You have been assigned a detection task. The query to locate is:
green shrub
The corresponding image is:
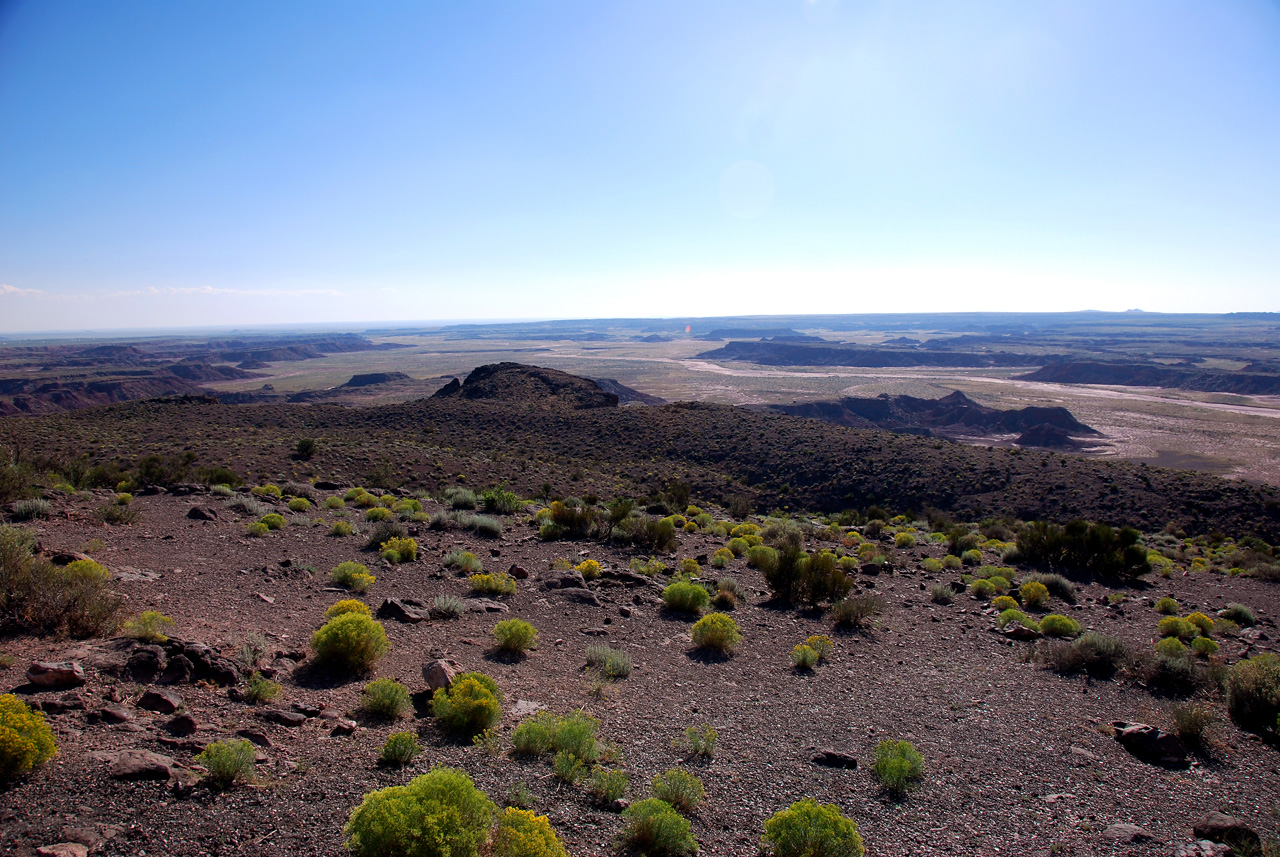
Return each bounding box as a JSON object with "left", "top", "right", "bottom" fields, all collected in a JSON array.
[
  {"left": 762, "top": 798, "right": 865, "bottom": 857},
  {"left": 361, "top": 678, "right": 411, "bottom": 719},
  {"left": 122, "top": 609, "right": 174, "bottom": 642},
  {"left": 260, "top": 513, "right": 286, "bottom": 530},
  {"left": 1155, "top": 596, "right": 1179, "bottom": 615},
  {"left": 252, "top": 484, "right": 283, "bottom": 498},
  {"left": 991, "top": 595, "right": 1019, "bottom": 612},
  {"left": 0, "top": 528, "right": 122, "bottom": 638},
  {"left": 585, "top": 645, "right": 632, "bottom": 679},
  {"left": 481, "top": 486, "right": 524, "bottom": 515},
  {"left": 1225, "top": 653, "right": 1280, "bottom": 730},
  {"left": 324, "top": 496, "right": 346, "bottom": 510},
  {"left": 344, "top": 767, "right": 498, "bottom": 857},
  {"left": 331, "top": 561, "right": 375, "bottom": 594},
  {"left": 831, "top": 593, "right": 885, "bottom": 628},
  {"left": 588, "top": 766, "right": 630, "bottom": 805},
  {"left": 1019, "top": 581, "right": 1050, "bottom": 610},
  {"left": 674, "top": 724, "right": 717, "bottom": 759},
  {"left": 1190, "top": 636, "right": 1219, "bottom": 657},
  {"left": 492, "top": 807, "right": 569, "bottom": 857},
  {"left": 651, "top": 769, "right": 704, "bottom": 813},
  {"left": 747, "top": 544, "right": 779, "bottom": 573},
  {"left": 620, "top": 799, "right": 697, "bottom": 857},
  {"left": 364, "top": 520, "right": 408, "bottom": 551},
  {"left": 0, "top": 693, "right": 57, "bottom": 780},
  {"left": 1155, "top": 637, "right": 1187, "bottom": 657},
  {"left": 12, "top": 498, "right": 52, "bottom": 521},
  {"left": 872, "top": 739, "right": 923, "bottom": 796},
  {"left": 432, "top": 672, "right": 503, "bottom": 735},
  {"left": 1023, "top": 572, "right": 1076, "bottom": 603},
  {"left": 325, "top": 598, "right": 370, "bottom": 619},
  {"left": 691, "top": 612, "right": 740, "bottom": 653},
  {"left": 380, "top": 731, "right": 421, "bottom": 766},
  {"left": 511, "top": 711, "right": 557, "bottom": 756},
  {"left": 511, "top": 710, "right": 600, "bottom": 762},
  {"left": 1219, "top": 603, "right": 1256, "bottom": 626},
  {"left": 466, "top": 573, "right": 515, "bottom": 599},
  {"left": 1186, "top": 612, "right": 1214, "bottom": 636},
  {"left": 330, "top": 520, "right": 355, "bottom": 537},
  {"left": 929, "top": 584, "right": 954, "bottom": 605},
  {"left": 1014, "top": 519, "right": 1150, "bottom": 578},
  {"left": 494, "top": 619, "right": 538, "bottom": 654},
  {"left": 960, "top": 549, "right": 982, "bottom": 566},
  {"left": 309, "top": 613, "right": 389, "bottom": 674},
  {"left": 663, "top": 581, "right": 709, "bottom": 614},
  {"left": 195, "top": 738, "right": 256, "bottom": 788},
  {"left": 1158, "top": 616, "right": 1197, "bottom": 641},
  {"left": 792, "top": 644, "right": 819, "bottom": 670},
  {"left": 365, "top": 507, "right": 393, "bottom": 522},
  {"left": 288, "top": 497, "right": 312, "bottom": 513},
  {"left": 445, "top": 550, "right": 484, "bottom": 574},
  {"left": 379, "top": 536, "right": 418, "bottom": 564},
  {"left": 997, "top": 609, "right": 1039, "bottom": 632},
  {"left": 444, "top": 487, "right": 478, "bottom": 510},
  {"left": 941, "top": 554, "right": 962, "bottom": 570},
  {"left": 245, "top": 671, "right": 281, "bottom": 704},
  {"left": 246, "top": 521, "right": 270, "bottom": 537},
  {"left": 1171, "top": 702, "right": 1215, "bottom": 752},
  {"left": 968, "top": 579, "right": 996, "bottom": 599},
  {"left": 1038, "top": 614, "right": 1081, "bottom": 638},
  {"left": 552, "top": 749, "right": 586, "bottom": 783},
  {"left": 432, "top": 594, "right": 465, "bottom": 619}
]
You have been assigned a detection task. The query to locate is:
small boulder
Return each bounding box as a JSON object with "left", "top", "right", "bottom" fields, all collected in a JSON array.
[
  {"left": 1111, "top": 721, "right": 1188, "bottom": 768},
  {"left": 186, "top": 505, "right": 219, "bottom": 521},
  {"left": 508, "top": 564, "right": 529, "bottom": 579},
  {"left": 260, "top": 709, "right": 308, "bottom": 727},
  {"left": 137, "top": 688, "right": 183, "bottom": 714},
  {"left": 1174, "top": 842, "right": 1231, "bottom": 857},
  {"left": 1103, "top": 823, "right": 1155, "bottom": 844},
  {"left": 38, "top": 693, "right": 87, "bottom": 715},
  {"left": 165, "top": 713, "right": 199, "bottom": 736},
  {"left": 1001, "top": 624, "right": 1041, "bottom": 641},
  {"left": 109, "top": 749, "right": 175, "bottom": 781},
  {"left": 377, "top": 597, "right": 431, "bottom": 623},
  {"left": 810, "top": 749, "right": 859, "bottom": 769},
  {"left": 36, "top": 844, "right": 89, "bottom": 857},
  {"left": 98, "top": 705, "right": 134, "bottom": 724},
  {"left": 545, "top": 571, "right": 586, "bottom": 590},
  {"left": 158, "top": 654, "right": 194, "bottom": 685},
  {"left": 27, "top": 661, "right": 85, "bottom": 688},
  {"left": 422, "top": 659, "right": 457, "bottom": 693},
  {"left": 465, "top": 598, "right": 509, "bottom": 613},
  {"left": 1193, "top": 812, "right": 1261, "bottom": 852},
  {"left": 124, "top": 645, "right": 167, "bottom": 684},
  {"left": 331, "top": 718, "right": 358, "bottom": 736},
  {"left": 559, "top": 589, "right": 602, "bottom": 607},
  {"left": 236, "top": 729, "right": 273, "bottom": 748}
]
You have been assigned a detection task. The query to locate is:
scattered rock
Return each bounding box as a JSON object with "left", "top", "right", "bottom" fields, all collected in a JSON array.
[
  {"left": 559, "top": 589, "right": 602, "bottom": 606},
  {"left": 1069, "top": 745, "right": 1097, "bottom": 764},
  {"left": 1001, "top": 624, "right": 1041, "bottom": 641},
  {"left": 158, "top": 654, "right": 194, "bottom": 685},
  {"left": 619, "top": 606, "right": 633, "bottom": 618},
  {"left": 256, "top": 592, "right": 275, "bottom": 604},
  {"left": 610, "top": 798, "right": 630, "bottom": 812},
  {"left": 465, "top": 598, "right": 509, "bottom": 613},
  {"left": 109, "top": 749, "right": 175, "bottom": 781},
  {"left": 545, "top": 571, "right": 586, "bottom": 590},
  {"left": 509, "top": 563, "right": 528, "bottom": 579},
  {"left": 423, "top": 659, "right": 458, "bottom": 692},
  {"left": 186, "top": 505, "right": 219, "bottom": 521},
  {"left": 260, "top": 709, "right": 308, "bottom": 727},
  {"left": 810, "top": 749, "right": 859, "bottom": 769},
  {"left": 1174, "top": 841, "right": 1231, "bottom": 857},
  {"left": 98, "top": 705, "right": 134, "bottom": 724},
  {"left": 124, "top": 645, "right": 167, "bottom": 684},
  {"left": 1192, "top": 812, "right": 1260, "bottom": 851},
  {"left": 378, "top": 597, "right": 432, "bottom": 623},
  {"left": 165, "top": 713, "right": 199, "bottom": 735},
  {"left": 137, "top": 688, "right": 183, "bottom": 714},
  {"left": 236, "top": 729, "right": 273, "bottom": 747},
  {"left": 1111, "top": 721, "right": 1188, "bottom": 768},
  {"left": 1103, "top": 823, "right": 1155, "bottom": 843},
  {"left": 511, "top": 699, "right": 544, "bottom": 719},
  {"left": 331, "top": 718, "right": 358, "bottom": 736},
  {"left": 36, "top": 844, "right": 89, "bottom": 857},
  {"left": 27, "top": 661, "right": 85, "bottom": 688},
  {"left": 580, "top": 627, "right": 608, "bottom": 636},
  {"left": 37, "top": 693, "right": 87, "bottom": 715},
  {"left": 314, "top": 480, "right": 342, "bottom": 491}
]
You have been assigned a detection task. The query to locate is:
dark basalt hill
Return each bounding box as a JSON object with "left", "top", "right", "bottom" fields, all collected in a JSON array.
[
  {"left": 771, "top": 391, "right": 1100, "bottom": 446},
  {"left": 698, "top": 340, "right": 1041, "bottom": 368},
  {"left": 591, "top": 378, "right": 666, "bottom": 406},
  {"left": 341, "top": 372, "right": 412, "bottom": 388},
  {"left": 431, "top": 362, "right": 620, "bottom": 409},
  {"left": 1020, "top": 362, "right": 1280, "bottom": 395},
  {"left": 6, "top": 363, "right": 1278, "bottom": 540}
]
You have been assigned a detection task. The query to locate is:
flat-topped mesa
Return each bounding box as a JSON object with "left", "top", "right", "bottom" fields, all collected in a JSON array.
[
  {"left": 431, "top": 362, "right": 620, "bottom": 409},
  {"left": 341, "top": 372, "right": 412, "bottom": 388}
]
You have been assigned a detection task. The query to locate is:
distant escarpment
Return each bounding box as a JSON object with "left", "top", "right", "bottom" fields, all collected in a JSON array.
[
  {"left": 0, "top": 364, "right": 259, "bottom": 416},
  {"left": 432, "top": 362, "right": 621, "bottom": 409},
  {"left": 770, "top": 391, "right": 1100, "bottom": 449},
  {"left": 698, "top": 340, "right": 1041, "bottom": 368},
  {"left": 1019, "top": 362, "right": 1280, "bottom": 395}
]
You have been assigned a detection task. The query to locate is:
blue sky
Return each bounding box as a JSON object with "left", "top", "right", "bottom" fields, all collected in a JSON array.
[{"left": 1, "top": 1, "right": 1278, "bottom": 332}]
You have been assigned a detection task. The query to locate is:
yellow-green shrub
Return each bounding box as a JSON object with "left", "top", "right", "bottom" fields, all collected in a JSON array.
[
  {"left": 325, "top": 599, "right": 370, "bottom": 620},
  {"left": 331, "top": 561, "right": 375, "bottom": 593},
  {"left": 344, "top": 767, "right": 498, "bottom": 857},
  {"left": 762, "top": 798, "right": 864, "bottom": 857},
  {"left": 575, "top": 559, "right": 601, "bottom": 581},
  {"left": 432, "top": 672, "right": 502, "bottom": 735},
  {"left": 0, "top": 693, "right": 57, "bottom": 780},
  {"left": 380, "top": 536, "right": 418, "bottom": 563},
  {"left": 492, "top": 807, "right": 570, "bottom": 857},
  {"left": 309, "top": 613, "right": 389, "bottom": 674},
  {"left": 691, "top": 612, "right": 740, "bottom": 653}
]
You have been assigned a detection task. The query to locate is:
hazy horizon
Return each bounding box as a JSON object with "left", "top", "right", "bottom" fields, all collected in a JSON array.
[{"left": 3, "top": 1, "right": 1279, "bottom": 332}]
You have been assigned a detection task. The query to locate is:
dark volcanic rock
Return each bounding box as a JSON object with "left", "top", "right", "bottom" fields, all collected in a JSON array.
[
  {"left": 137, "top": 688, "right": 182, "bottom": 714},
  {"left": 342, "top": 372, "right": 411, "bottom": 388},
  {"left": 27, "top": 661, "right": 85, "bottom": 688},
  {"left": 377, "top": 597, "right": 432, "bottom": 623},
  {"left": 1192, "top": 812, "right": 1260, "bottom": 851},
  {"left": 1111, "top": 721, "right": 1188, "bottom": 768},
  {"left": 109, "top": 749, "right": 174, "bottom": 780},
  {"left": 431, "top": 363, "right": 619, "bottom": 409}
]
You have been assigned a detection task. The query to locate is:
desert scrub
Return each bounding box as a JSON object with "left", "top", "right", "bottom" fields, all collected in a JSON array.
[
  {"left": 344, "top": 767, "right": 497, "bottom": 857},
  {"left": 805, "top": 634, "right": 833, "bottom": 661},
  {"left": 0, "top": 530, "right": 122, "bottom": 638},
  {"left": 329, "top": 520, "right": 355, "bottom": 537},
  {"left": 1155, "top": 596, "right": 1180, "bottom": 615},
  {"left": 432, "top": 672, "right": 503, "bottom": 736},
  {"left": 379, "top": 536, "right": 418, "bottom": 563},
  {"left": 1155, "top": 637, "right": 1187, "bottom": 657},
  {"left": 227, "top": 495, "right": 270, "bottom": 517},
  {"left": 1225, "top": 653, "right": 1280, "bottom": 730},
  {"left": 1038, "top": 614, "right": 1081, "bottom": 638},
  {"left": 1186, "top": 611, "right": 1215, "bottom": 636},
  {"left": 762, "top": 798, "right": 865, "bottom": 857},
  {"left": 1158, "top": 616, "right": 1198, "bottom": 641},
  {"left": 575, "top": 559, "right": 601, "bottom": 581},
  {"left": 585, "top": 644, "right": 633, "bottom": 679},
  {"left": 12, "top": 498, "right": 52, "bottom": 521},
  {"left": 997, "top": 609, "right": 1040, "bottom": 633},
  {"left": 444, "top": 486, "right": 478, "bottom": 510},
  {"left": 380, "top": 731, "right": 421, "bottom": 766},
  {"left": 252, "top": 484, "right": 283, "bottom": 498},
  {"left": 589, "top": 765, "right": 630, "bottom": 804},
  {"left": 1171, "top": 702, "right": 1215, "bottom": 752},
  {"left": 830, "top": 593, "right": 885, "bottom": 629},
  {"left": 1023, "top": 572, "right": 1077, "bottom": 604},
  {"left": 122, "top": 609, "right": 174, "bottom": 642},
  {"left": 492, "top": 807, "right": 570, "bottom": 857},
  {"left": 445, "top": 550, "right": 485, "bottom": 574},
  {"left": 245, "top": 521, "right": 270, "bottom": 538},
  {"left": 691, "top": 612, "right": 740, "bottom": 653},
  {"left": 894, "top": 531, "right": 916, "bottom": 548},
  {"left": 662, "top": 581, "right": 709, "bottom": 614},
  {"left": 872, "top": 739, "right": 924, "bottom": 796},
  {"left": 929, "top": 583, "right": 954, "bottom": 605},
  {"left": 991, "top": 595, "right": 1019, "bottom": 612},
  {"left": 245, "top": 671, "right": 282, "bottom": 704},
  {"left": 493, "top": 619, "right": 538, "bottom": 654},
  {"left": 364, "top": 520, "right": 408, "bottom": 551},
  {"left": 324, "top": 496, "right": 345, "bottom": 510},
  {"left": 652, "top": 768, "right": 704, "bottom": 813},
  {"left": 365, "top": 506, "right": 393, "bottom": 523},
  {"left": 968, "top": 578, "right": 996, "bottom": 600},
  {"left": 1043, "top": 631, "right": 1128, "bottom": 678},
  {"left": 432, "top": 594, "right": 465, "bottom": 619},
  {"left": 621, "top": 799, "right": 697, "bottom": 857},
  {"left": 361, "top": 678, "right": 411, "bottom": 719},
  {"left": 1019, "top": 581, "right": 1050, "bottom": 610},
  {"left": 1191, "top": 636, "right": 1219, "bottom": 657},
  {"left": 470, "top": 572, "right": 517, "bottom": 597},
  {"left": 260, "top": 513, "right": 286, "bottom": 531},
  {"left": 196, "top": 738, "right": 256, "bottom": 788},
  {"left": 481, "top": 486, "right": 524, "bottom": 515},
  {"left": 287, "top": 497, "right": 312, "bottom": 512},
  {"left": 510, "top": 710, "right": 601, "bottom": 762},
  {"left": 792, "top": 644, "right": 820, "bottom": 670},
  {"left": 325, "top": 598, "right": 370, "bottom": 619},
  {"left": 0, "top": 693, "right": 57, "bottom": 781},
  {"left": 309, "top": 613, "right": 389, "bottom": 674},
  {"left": 1219, "top": 603, "right": 1256, "bottom": 626},
  {"left": 331, "top": 561, "right": 375, "bottom": 594},
  {"left": 552, "top": 748, "right": 587, "bottom": 783}
]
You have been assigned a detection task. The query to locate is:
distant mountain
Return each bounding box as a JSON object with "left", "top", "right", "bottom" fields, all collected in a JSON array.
[
  {"left": 699, "top": 340, "right": 1039, "bottom": 368},
  {"left": 1020, "top": 362, "right": 1280, "bottom": 395}
]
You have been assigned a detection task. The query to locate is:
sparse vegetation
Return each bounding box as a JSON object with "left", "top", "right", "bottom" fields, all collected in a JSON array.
[
  {"left": 309, "top": 612, "right": 389, "bottom": 674},
  {"left": 652, "top": 768, "right": 704, "bottom": 813},
  {"left": 1225, "top": 653, "right": 1280, "bottom": 731},
  {"left": 471, "top": 572, "right": 517, "bottom": 597},
  {"left": 195, "top": 738, "right": 257, "bottom": 788},
  {"left": 663, "top": 580, "right": 709, "bottom": 614},
  {"left": 245, "top": 671, "right": 282, "bottom": 704},
  {"left": 432, "top": 672, "right": 503, "bottom": 735},
  {"left": 344, "top": 767, "right": 497, "bottom": 857},
  {"left": 872, "top": 739, "right": 924, "bottom": 796},
  {"left": 331, "top": 561, "right": 375, "bottom": 593},
  {"left": 691, "top": 612, "right": 740, "bottom": 653},
  {"left": 379, "top": 731, "right": 421, "bottom": 766},
  {"left": 620, "top": 799, "right": 697, "bottom": 857},
  {"left": 121, "top": 609, "right": 174, "bottom": 642},
  {"left": 493, "top": 618, "right": 538, "bottom": 654},
  {"left": 0, "top": 693, "right": 57, "bottom": 781},
  {"left": 674, "top": 724, "right": 717, "bottom": 759},
  {"left": 762, "top": 798, "right": 865, "bottom": 857},
  {"left": 830, "top": 593, "right": 885, "bottom": 629},
  {"left": 361, "top": 678, "right": 411, "bottom": 719}
]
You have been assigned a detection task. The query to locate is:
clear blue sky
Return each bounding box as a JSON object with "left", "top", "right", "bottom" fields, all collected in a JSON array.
[{"left": 1, "top": 1, "right": 1278, "bottom": 332}]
